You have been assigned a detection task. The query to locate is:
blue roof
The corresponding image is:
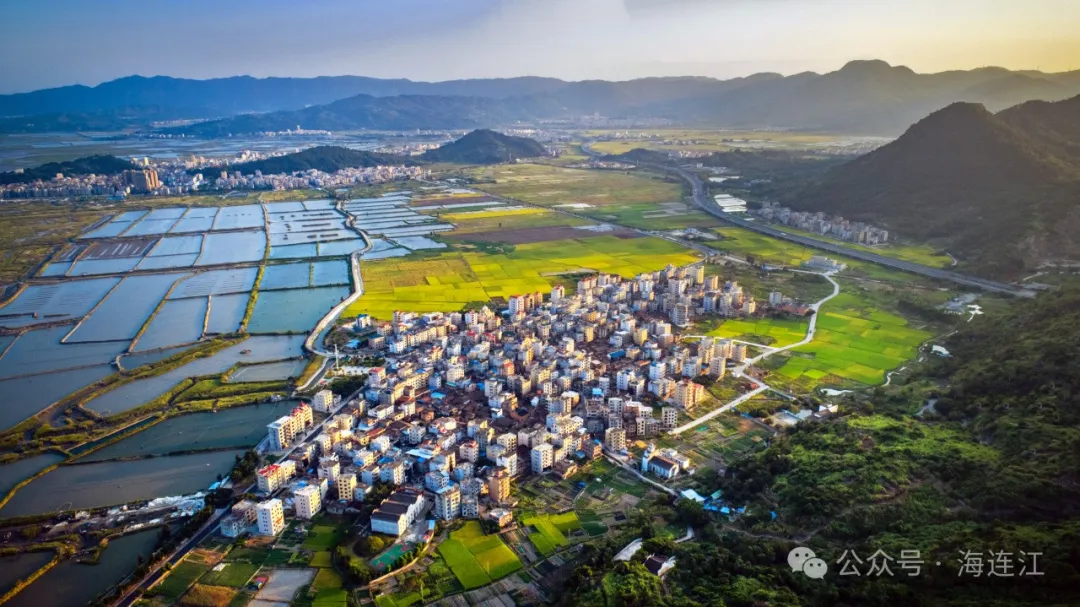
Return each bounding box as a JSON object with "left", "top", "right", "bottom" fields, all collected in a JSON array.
[
  {"left": 432, "top": 392, "right": 446, "bottom": 399},
  {"left": 720, "top": 506, "right": 731, "bottom": 514},
  {"left": 592, "top": 388, "right": 604, "bottom": 396}
]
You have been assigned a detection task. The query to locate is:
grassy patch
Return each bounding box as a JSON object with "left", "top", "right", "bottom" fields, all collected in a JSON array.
[
  {"left": 464, "top": 163, "right": 683, "bottom": 208},
  {"left": 302, "top": 525, "right": 342, "bottom": 550},
  {"left": 154, "top": 560, "right": 212, "bottom": 599},
  {"left": 309, "top": 551, "right": 333, "bottom": 568}
]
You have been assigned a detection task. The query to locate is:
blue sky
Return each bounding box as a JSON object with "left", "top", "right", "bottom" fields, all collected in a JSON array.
[{"left": 1, "top": 0, "right": 1077, "bottom": 93}]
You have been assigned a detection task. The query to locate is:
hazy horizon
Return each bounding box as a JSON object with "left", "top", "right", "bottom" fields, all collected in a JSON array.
[{"left": 2, "top": 0, "right": 1078, "bottom": 94}]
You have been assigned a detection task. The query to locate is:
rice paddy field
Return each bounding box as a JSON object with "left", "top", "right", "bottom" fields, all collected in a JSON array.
[
  {"left": 436, "top": 521, "right": 522, "bottom": 590},
  {"left": 521, "top": 512, "right": 578, "bottom": 556},
  {"left": 773, "top": 286, "right": 932, "bottom": 386},
  {"left": 346, "top": 235, "right": 701, "bottom": 319},
  {"left": 463, "top": 163, "right": 683, "bottom": 208},
  {"left": 705, "top": 317, "right": 809, "bottom": 347}
]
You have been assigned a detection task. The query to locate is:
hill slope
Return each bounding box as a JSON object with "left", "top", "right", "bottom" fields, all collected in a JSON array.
[
  {"left": 782, "top": 95, "right": 1080, "bottom": 276},
  {"left": 421, "top": 130, "right": 546, "bottom": 164},
  {"left": 210, "top": 146, "right": 413, "bottom": 176},
  {"left": 0, "top": 155, "right": 136, "bottom": 185}
]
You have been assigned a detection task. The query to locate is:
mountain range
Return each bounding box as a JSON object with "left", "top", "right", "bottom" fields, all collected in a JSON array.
[
  {"left": 780, "top": 94, "right": 1080, "bottom": 276},
  {"left": 0, "top": 155, "right": 135, "bottom": 185},
  {"left": 3, "top": 61, "right": 1080, "bottom": 135}
]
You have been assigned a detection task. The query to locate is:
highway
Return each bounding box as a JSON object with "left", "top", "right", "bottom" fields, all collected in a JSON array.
[{"left": 581, "top": 144, "right": 1034, "bottom": 297}]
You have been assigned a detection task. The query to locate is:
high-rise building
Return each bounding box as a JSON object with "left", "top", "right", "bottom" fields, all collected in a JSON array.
[
  {"left": 661, "top": 407, "right": 678, "bottom": 430},
  {"left": 256, "top": 499, "right": 285, "bottom": 536},
  {"left": 295, "top": 485, "right": 322, "bottom": 520},
  {"left": 122, "top": 168, "right": 161, "bottom": 193},
  {"left": 709, "top": 356, "right": 727, "bottom": 379}
]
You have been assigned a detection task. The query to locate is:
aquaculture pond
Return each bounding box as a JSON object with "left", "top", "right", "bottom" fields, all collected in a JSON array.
[
  {"left": 0, "top": 449, "right": 245, "bottom": 517},
  {"left": 0, "top": 277, "right": 120, "bottom": 328},
  {"left": 0, "top": 452, "right": 66, "bottom": 496},
  {"left": 79, "top": 401, "right": 301, "bottom": 462},
  {"left": 196, "top": 231, "right": 266, "bottom": 265},
  {"left": 204, "top": 293, "right": 249, "bottom": 334},
  {"left": 133, "top": 298, "right": 207, "bottom": 352},
  {"left": 0, "top": 326, "right": 127, "bottom": 378},
  {"left": 82, "top": 335, "right": 305, "bottom": 415},
  {"left": 68, "top": 273, "right": 183, "bottom": 343},
  {"left": 0, "top": 365, "right": 115, "bottom": 431},
  {"left": 246, "top": 286, "right": 348, "bottom": 333},
  {"left": 228, "top": 359, "right": 307, "bottom": 382},
  {"left": 0, "top": 552, "right": 54, "bottom": 597},
  {"left": 6, "top": 527, "right": 161, "bottom": 607},
  {"left": 171, "top": 267, "right": 257, "bottom": 298}
]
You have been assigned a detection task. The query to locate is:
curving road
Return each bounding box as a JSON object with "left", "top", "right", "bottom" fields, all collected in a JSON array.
[
  {"left": 580, "top": 144, "right": 1034, "bottom": 298},
  {"left": 668, "top": 271, "right": 841, "bottom": 435}
]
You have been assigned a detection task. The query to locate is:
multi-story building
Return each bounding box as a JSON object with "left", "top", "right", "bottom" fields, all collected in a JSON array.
[
  {"left": 530, "top": 443, "right": 553, "bottom": 474},
  {"left": 434, "top": 485, "right": 461, "bottom": 520},
  {"left": 256, "top": 499, "right": 285, "bottom": 536},
  {"left": 488, "top": 467, "right": 511, "bottom": 503},
  {"left": 673, "top": 380, "right": 704, "bottom": 410},
  {"left": 295, "top": 485, "right": 322, "bottom": 520},
  {"left": 604, "top": 427, "right": 627, "bottom": 452},
  {"left": 661, "top": 407, "right": 678, "bottom": 430},
  {"left": 337, "top": 473, "right": 357, "bottom": 501},
  {"left": 371, "top": 488, "right": 426, "bottom": 537},
  {"left": 460, "top": 495, "right": 480, "bottom": 519},
  {"left": 313, "top": 389, "right": 337, "bottom": 413}
]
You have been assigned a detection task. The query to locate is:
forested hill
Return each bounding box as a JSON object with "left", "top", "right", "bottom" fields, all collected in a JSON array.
[
  {"left": 421, "top": 129, "right": 547, "bottom": 164},
  {"left": 206, "top": 146, "right": 414, "bottom": 176},
  {"left": 0, "top": 155, "right": 135, "bottom": 185},
  {"left": 563, "top": 285, "right": 1080, "bottom": 607},
  {"left": 779, "top": 94, "right": 1080, "bottom": 278}
]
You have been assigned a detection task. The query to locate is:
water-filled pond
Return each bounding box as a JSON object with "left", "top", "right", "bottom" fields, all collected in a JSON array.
[
  {"left": 247, "top": 286, "right": 348, "bottom": 333},
  {"left": 80, "top": 401, "right": 300, "bottom": 462},
  {"left": 5, "top": 527, "right": 161, "bottom": 607},
  {"left": 82, "top": 335, "right": 304, "bottom": 415},
  {"left": 133, "top": 298, "right": 208, "bottom": 352},
  {"left": 68, "top": 273, "right": 183, "bottom": 343},
  {"left": 0, "top": 449, "right": 244, "bottom": 517}
]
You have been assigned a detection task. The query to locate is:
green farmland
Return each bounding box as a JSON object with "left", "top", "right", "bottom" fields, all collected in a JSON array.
[
  {"left": 464, "top": 163, "right": 683, "bottom": 208},
  {"left": 436, "top": 521, "right": 522, "bottom": 590},
  {"left": 521, "top": 512, "right": 577, "bottom": 555},
  {"left": 705, "top": 317, "right": 809, "bottom": 346},
  {"left": 774, "top": 287, "right": 932, "bottom": 386},
  {"left": 347, "top": 235, "right": 700, "bottom": 320}
]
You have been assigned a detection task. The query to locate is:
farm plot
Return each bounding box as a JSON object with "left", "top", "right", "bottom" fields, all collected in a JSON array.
[
  {"left": 705, "top": 317, "right": 808, "bottom": 347},
  {"left": 149, "top": 235, "right": 204, "bottom": 257},
  {"left": 346, "top": 235, "right": 699, "bottom": 320},
  {"left": 316, "top": 238, "right": 366, "bottom": 257},
  {"left": 463, "top": 163, "right": 682, "bottom": 208},
  {"left": 777, "top": 289, "right": 931, "bottom": 386},
  {"left": 437, "top": 522, "right": 522, "bottom": 590},
  {"left": 520, "top": 514, "right": 573, "bottom": 556},
  {"left": 67, "top": 273, "right": 182, "bottom": 342},
  {"left": 199, "top": 562, "right": 260, "bottom": 588}
]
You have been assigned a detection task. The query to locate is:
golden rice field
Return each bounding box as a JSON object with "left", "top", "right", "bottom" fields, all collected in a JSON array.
[{"left": 347, "top": 235, "right": 701, "bottom": 319}]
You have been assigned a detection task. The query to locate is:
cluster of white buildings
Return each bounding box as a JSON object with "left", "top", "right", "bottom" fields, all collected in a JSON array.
[{"left": 754, "top": 202, "right": 890, "bottom": 245}]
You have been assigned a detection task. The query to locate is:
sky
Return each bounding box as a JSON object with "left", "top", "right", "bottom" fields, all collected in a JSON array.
[{"left": 1, "top": 0, "right": 1078, "bottom": 93}]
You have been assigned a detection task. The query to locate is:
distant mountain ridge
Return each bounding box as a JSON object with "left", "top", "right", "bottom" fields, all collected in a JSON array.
[
  {"left": 0, "top": 155, "right": 135, "bottom": 185},
  {"left": 4, "top": 61, "right": 1080, "bottom": 135},
  {"left": 422, "top": 130, "right": 546, "bottom": 164},
  {"left": 214, "top": 146, "right": 414, "bottom": 176},
  {"left": 781, "top": 94, "right": 1080, "bottom": 276}
]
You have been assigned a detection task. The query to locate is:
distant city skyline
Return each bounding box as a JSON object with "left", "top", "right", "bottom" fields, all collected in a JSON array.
[{"left": 1, "top": 0, "right": 1077, "bottom": 94}]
